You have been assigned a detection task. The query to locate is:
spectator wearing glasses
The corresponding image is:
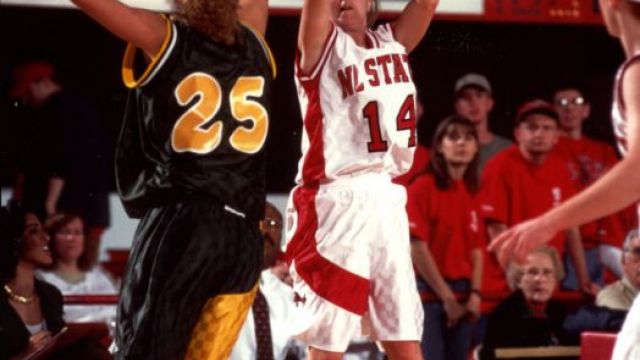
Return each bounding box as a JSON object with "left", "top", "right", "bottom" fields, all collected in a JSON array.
[
  {"left": 480, "top": 100, "right": 594, "bottom": 302},
  {"left": 230, "top": 201, "right": 307, "bottom": 360},
  {"left": 553, "top": 85, "right": 621, "bottom": 290},
  {"left": 479, "top": 246, "right": 575, "bottom": 360},
  {"left": 597, "top": 230, "right": 640, "bottom": 310}
]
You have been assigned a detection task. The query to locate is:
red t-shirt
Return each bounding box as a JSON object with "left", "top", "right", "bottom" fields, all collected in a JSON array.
[
  {"left": 407, "top": 173, "right": 481, "bottom": 281},
  {"left": 394, "top": 145, "right": 430, "bottom": 187},
  {"left": 479, "top": 146, "right": 577, "bottom": 295},
  {"left": 600, "top": 204, "right": 639, "bottom": 247},
  {"left": 554, "top": 136, "right": 619, "bottom": 248}
]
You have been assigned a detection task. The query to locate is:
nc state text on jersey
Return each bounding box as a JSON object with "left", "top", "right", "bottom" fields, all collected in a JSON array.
[{"left": 337, "top": 53, "right": 412, "bottom": 99}]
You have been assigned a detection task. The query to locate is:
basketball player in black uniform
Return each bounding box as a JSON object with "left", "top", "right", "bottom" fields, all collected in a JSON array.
[{"left": 69, "top": 0, "right": 274, "bottom": 359}]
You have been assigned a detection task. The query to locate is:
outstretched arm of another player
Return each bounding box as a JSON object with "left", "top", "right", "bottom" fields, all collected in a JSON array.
[
  {"left": 71, "top": 0, "right": 167, "bottom": 58},
  {"left": 238, "top": 0, "right": 269, "bottom": 37},
  {"left": 490, "top": 62, "right": 640, "bottom": 268},
  {"left": 391, "top": 0, "right": 439, "bottom": 53},
  {"left": 297, "top": 0, "right": 335, "bottom": 75}
]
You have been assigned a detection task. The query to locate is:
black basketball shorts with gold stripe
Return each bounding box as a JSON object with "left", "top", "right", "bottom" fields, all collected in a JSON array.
[{"left": 114, "top": 196, "right": 262, "bottom": 360}]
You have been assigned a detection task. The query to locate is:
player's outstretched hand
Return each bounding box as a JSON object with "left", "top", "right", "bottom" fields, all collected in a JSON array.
[{"left": 489, "top": 216, "right": 559, "bottom": 269}]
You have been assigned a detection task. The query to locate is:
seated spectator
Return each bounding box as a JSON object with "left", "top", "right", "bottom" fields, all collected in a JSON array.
[
  {"left": 0, "top": 204, "right": 110, "bottom": 359},
  {"left": 597, "top": 230, "right": 640, "bottom": 311},
  {"left": 480, "top": 246, "right": 576, "bottom": 360},
  {"left": 38, "top": 213, "right": 117, "bottom": 323},
  {"left": 230, "top": 202, "right": 308, "bottom": 360}
]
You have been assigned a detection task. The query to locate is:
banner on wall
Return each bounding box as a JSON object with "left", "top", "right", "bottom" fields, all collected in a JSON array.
[
  {"left": 2, "top": 0, "right": 602, "bottom": 25},
  {"left": 1, "top": 0, "right": 482, "bottom": 13},
  {"left": 483, "top": 0, "right": 602, "bottom": 25}
]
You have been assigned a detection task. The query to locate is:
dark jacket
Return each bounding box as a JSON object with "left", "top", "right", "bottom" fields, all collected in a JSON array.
[
  {"left": 0, "top": 279, "right": 65, "bottom": 359},
  {"left": 480, "top": 290, "right": 577, "bottom": 360}
]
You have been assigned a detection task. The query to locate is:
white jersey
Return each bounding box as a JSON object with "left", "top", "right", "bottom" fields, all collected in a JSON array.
[
  {"left": 294, "top": 23, "right": 417, "bottom": 185},
  {"left": 611, "top": 54, "right": 640, "bottom": 156},
  {"left": 611, "top": 55, "right": 640, "bottom": 230}
]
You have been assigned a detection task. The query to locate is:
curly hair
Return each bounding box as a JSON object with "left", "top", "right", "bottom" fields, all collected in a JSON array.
[
  {"left": 176, "top": 0, "right": 240, "bottom": 46},
  {"left": 367, "top": 0, "right": 381, "bottom": 27},
  {"left": 0, "top": 205, "right": 27, "bottom": 284}
]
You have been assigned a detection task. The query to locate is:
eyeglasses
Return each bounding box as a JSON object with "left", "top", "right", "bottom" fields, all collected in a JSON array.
[
  {"left": 524, "top": 267, "right": 555, "bottom": 279},
  {"left": 623, "top": 246, "right": 640, "bottom": 261},
  {"left": 555, "top": 96, "right": 585, "bottom": 107},
  {"left": 262, "top": 218, "right": 282, "bottom": 229}
]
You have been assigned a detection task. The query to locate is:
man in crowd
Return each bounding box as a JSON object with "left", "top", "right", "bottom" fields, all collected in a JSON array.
[
  {"left": 454, "top": 73, "right": 511, "bottom": 173},
  {"left": 598, "top": 230, "right": 640, "bottom": 311}
]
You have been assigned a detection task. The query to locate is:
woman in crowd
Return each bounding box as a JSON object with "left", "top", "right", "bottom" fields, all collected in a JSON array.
[
  {"left": 488, "top": 1, "right": 640, "bottom": 358},
  {"left": 480, "top": 246, "right": 574, "bottom": 360},
  {"left": 285, "top": 0, "right": 439, "bottom": 358},
  {"left": 407, "top": 115, "right": 483, "bottom": 360},
  {"left": 0, "top": 205, "right": 110, "bottom": 359},
  {"left": 39, "top": 213, "right": 117, "bottom": 323}
]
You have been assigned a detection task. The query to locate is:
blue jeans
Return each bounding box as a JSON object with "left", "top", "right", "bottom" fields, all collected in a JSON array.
[
  {"left": 562, "top": 247, "right": 603, "bottom": 290},
  {"left": 417, "top": 278, "right": 473, "bottom": 360}
]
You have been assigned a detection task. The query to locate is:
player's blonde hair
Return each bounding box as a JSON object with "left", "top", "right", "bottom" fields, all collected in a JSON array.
[
  {"left": 367, "top": 0, "right": 380, "bottom": 27},
  {"left": 176, "top": 0, "right": 240, "bottom": 46}
]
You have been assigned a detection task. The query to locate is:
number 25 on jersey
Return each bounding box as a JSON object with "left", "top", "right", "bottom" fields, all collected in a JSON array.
[{"left": 171, "top": 72, "right": 268, "bottom": 155}]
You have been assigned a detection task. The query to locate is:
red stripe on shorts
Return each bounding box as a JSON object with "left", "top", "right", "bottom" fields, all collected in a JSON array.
[{"left": 286, "top": 186, "right": 370, "bottom": 315}]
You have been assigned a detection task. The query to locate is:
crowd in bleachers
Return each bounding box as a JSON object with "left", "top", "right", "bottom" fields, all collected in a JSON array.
[{"left": 2, "top": 62, "right": 639, "bottom": 360}]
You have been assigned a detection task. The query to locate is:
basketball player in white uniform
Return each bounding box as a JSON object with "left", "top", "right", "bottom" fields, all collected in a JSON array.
[
  {"left": 488, "top": 1, "right": 640, "bottom": 358},
  {"left": 283, "top": 0, "right": 439, "bottom": 359}
]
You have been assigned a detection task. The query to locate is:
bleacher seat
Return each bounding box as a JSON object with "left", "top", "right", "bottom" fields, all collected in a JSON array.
[{"left": 580, "top": 332, "right": 617, "bottom": 360}]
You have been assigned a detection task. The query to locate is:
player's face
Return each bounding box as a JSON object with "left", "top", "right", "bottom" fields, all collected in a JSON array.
[
  {"left": 554, "top": 89, "right": 590, "bottom": 132},
  {"left": 454, "top": 88, "right": 494, "bottom": 125},
  {"left": 519, "top": 252, "right": 557, "bottom": 303},
  {"left": 515, "top": 114, "right": 559, "bottom": 156},
  {"left": 438, "top": 126, "right": 478, "bottom": 166},
  {"left": 335, "top": 0, "right": 370, "bottom": 33},
  {"left": 20, "top": 213, "right": 53, "bottom": 267},
  {"left": 53, "top": 218, "right": 85, "bottom": 263},
  {"left": 622, "top": 234, "right": 640, "bottom": 289}
]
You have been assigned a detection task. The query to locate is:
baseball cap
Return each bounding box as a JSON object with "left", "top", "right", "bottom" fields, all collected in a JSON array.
[
  {"left": 9, "top": 61, "right": 55, "bottom": 99},
  {"left": 454, "top": 73, "right": 492, "bottom": 96},
  {"left": 515, "top": 99, "right": 560, "bottom": 126}
]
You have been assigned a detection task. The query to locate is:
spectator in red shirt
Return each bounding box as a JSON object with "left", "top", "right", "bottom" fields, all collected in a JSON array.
[
  {"left": 407, "top": 115, "right": 483, "bottom": 360},
  {"left": 480, "top": 100, "right": 594, "bottom": 300},
  {"left": 553, "top": 85, "right": 621, "bottom": 288}
]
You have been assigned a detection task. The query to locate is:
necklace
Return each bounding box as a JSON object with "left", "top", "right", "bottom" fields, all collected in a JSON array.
[{"left": 4, "top": 284, "right": 35, "bottom": 305}]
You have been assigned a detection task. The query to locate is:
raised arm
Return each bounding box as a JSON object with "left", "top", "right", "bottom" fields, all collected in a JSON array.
[
  {"left": 71, "top": 0, "right": 167, "bottom": 58},
  {"left": 391, "top": 0, "right": 439, "bottom": 53},
  {"left": 238, "top": 0, "right": 269, "bottom": 37},
  {"left": 297, "top": 0, "right": 335, "bottom": 75}
]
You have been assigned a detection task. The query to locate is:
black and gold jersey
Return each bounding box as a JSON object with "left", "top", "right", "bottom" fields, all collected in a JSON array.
[{"left": 116, "top": 19, "right": 275, "bottom": 221}]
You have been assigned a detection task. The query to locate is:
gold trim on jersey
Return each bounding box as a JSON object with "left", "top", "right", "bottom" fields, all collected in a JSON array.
[
  {"left": 241, "top": 22, "right": 277, "bottom": 79},
  {"left": 122, "top": 16, "right": 175, "bottom": 89},
  {"left": 184, "top": 284, "right": 258, "bottom": 360}
]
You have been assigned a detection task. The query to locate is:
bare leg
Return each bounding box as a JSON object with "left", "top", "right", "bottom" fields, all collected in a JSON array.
[{"left": 382, "top": 340, "right": 424, "bottom": 360}]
